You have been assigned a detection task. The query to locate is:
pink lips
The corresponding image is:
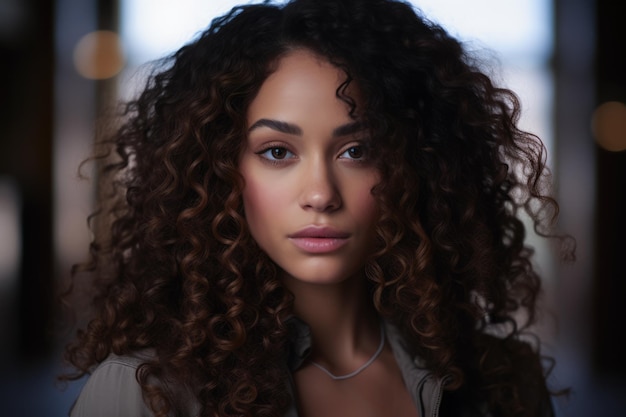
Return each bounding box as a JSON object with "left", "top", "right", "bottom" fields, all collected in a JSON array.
[{"left": 288, "top": 226, "right": 350, "bottom": 253}]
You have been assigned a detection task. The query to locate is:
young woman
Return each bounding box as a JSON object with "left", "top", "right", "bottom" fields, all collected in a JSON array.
[{"left": 62, "top": 0, "right": 573, "bottom": 416}]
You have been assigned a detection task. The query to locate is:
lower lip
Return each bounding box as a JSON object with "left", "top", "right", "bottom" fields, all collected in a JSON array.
[{"left": 289, "top": 237, "right": 349, "bottom": 253}]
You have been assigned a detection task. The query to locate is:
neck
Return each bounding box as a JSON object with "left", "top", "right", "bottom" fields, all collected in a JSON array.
[{"left": 284, "top": 273, "right": 380, "bottom": 373}]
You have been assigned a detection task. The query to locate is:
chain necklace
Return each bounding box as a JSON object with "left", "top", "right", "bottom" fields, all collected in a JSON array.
[{"left": 311, "top": 323, "right": 385, "bottom": 380}]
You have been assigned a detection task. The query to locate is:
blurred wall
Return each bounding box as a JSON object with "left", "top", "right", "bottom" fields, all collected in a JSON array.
[{"left": 550, "top": 0, "right": 626, "bottom": 415}]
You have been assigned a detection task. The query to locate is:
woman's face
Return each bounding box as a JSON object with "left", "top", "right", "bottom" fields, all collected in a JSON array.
[{"left": 239, "top": 49, "right": 380, "bottom": 287}]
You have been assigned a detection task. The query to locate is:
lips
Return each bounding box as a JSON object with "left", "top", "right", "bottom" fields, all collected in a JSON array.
[
  {"left": 288, "top": 226, "right": 350, "bottom": 253},
  {"left": 289, "top": 226, "right": 350, "bottom": 239}
]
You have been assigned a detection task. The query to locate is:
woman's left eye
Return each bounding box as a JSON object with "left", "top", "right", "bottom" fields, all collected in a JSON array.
[
  {"left": 258, "top": 147, "right": 295, "bottom": 161},
  {"left": 339, "top": 145, "right": 366, "bottom": 160}
]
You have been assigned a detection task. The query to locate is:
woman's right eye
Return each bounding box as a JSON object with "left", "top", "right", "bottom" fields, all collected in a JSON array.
[{"left": 257, "top": 147, "right": 295, "bottom": 161}]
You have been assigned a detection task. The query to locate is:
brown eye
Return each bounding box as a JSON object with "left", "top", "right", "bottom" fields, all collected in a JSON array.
[
  {"left": 347, "top": 146, "right": 363, "bottom": 159},
  {"left": 340, "top": 145, "right": 366, "bottom": 160},
  {"left": 271, "top": 148, "right": 287, "bottom": 159},
  {"left": 257, "top": 146, "right": 294, "bottom": 161}
]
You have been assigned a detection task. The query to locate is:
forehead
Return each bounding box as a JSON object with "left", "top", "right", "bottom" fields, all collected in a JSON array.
[
  {"left": 247, "top": 49, "right": 366, "bottom": 123},
  {"left": 259, "top": 50, "right": 342, "bottom": 98},
  {"left": 247, "top": 50, "right": 353, "bottom": 124}
]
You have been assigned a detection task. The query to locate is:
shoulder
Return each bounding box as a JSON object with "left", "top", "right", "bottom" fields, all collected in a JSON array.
[{"left": 69, "top": 352, "right": 155, "bottom": 417}]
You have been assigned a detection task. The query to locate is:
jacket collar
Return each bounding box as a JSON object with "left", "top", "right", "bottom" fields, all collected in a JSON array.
[{"left": 285, "top": 315, "right": 313, "bottom": 372}]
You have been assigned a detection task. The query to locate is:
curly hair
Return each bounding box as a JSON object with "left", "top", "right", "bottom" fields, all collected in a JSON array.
[{"left": 62, "top": 0, "right": 574, "bottom": 416}]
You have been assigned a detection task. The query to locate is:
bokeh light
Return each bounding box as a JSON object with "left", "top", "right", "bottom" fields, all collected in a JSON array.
[
  {"left": 592, "top": 101, "right": 626, "bottom": 152},
  {"left": 73, "top": 30, "right": 125, "bottom": 79}
]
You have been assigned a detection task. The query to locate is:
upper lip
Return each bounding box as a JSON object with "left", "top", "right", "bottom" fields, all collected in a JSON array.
[{"left": 289, "top": 226, "right": 351, "bottom": 239}]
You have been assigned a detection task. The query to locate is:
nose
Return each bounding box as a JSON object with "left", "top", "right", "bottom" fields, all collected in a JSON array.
[{"left": 299, "top": 159, "right": 342, "bottom": 212}]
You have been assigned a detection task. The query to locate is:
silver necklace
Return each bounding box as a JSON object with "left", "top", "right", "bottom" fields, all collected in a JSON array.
[{"left": 311, "top": 323, "right": 385, "bottom": 380}]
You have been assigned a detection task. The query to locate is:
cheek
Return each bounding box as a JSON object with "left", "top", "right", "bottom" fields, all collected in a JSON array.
[
  {"left": 241, "top": 176, "right": 287, "bottom": 233},
  {"left": 242, "top": 179, "right": 267, "bottom": 222},
  {"left": 347, "top": 176, "right": 380, "bottom": 225},
  {"left": 356, "top": 192, "right": 379, "bottom": 227}
]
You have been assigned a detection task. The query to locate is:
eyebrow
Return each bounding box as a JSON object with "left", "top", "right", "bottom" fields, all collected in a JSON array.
[
  {"left": 332, "top": 121, "right": 364, "bottom": 137},
  {"left": 248, "top": 119, "right": 302, "bottom": 135},
  {"left": 248, "top": 118, "right": 364, "bottom": 137}
]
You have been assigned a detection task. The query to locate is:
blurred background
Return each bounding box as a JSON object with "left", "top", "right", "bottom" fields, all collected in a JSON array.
[{"left": 0, "top": 0, "right": 624, "bottom": 415}]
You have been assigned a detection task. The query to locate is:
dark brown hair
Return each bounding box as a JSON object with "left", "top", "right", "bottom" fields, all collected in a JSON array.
[{"left": 62, "top": 0, "right": 574, "bottom": 416}]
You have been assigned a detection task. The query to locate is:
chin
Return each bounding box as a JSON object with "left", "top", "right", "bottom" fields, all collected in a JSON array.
[{"left": 281, "top": 265, "right": 363, "bottom": 288}]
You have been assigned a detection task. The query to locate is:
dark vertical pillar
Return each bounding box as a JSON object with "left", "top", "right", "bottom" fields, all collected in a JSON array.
[
  {"left": 11, "top": 0, "right": 56, "bottom": 359},
  {"left": 591, "top": 0, "right": 626, "bottom": 376}
]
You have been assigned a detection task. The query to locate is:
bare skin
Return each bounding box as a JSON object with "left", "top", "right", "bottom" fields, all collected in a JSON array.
[
  {"left": 294, "top": 346, "right": 419, "bottom": 417},
  {"left": 289, "top": 275, "right": 420, "bottom": 417},
  {"left": 241, "top": 49, "right": 419, "bottom": 417}
]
